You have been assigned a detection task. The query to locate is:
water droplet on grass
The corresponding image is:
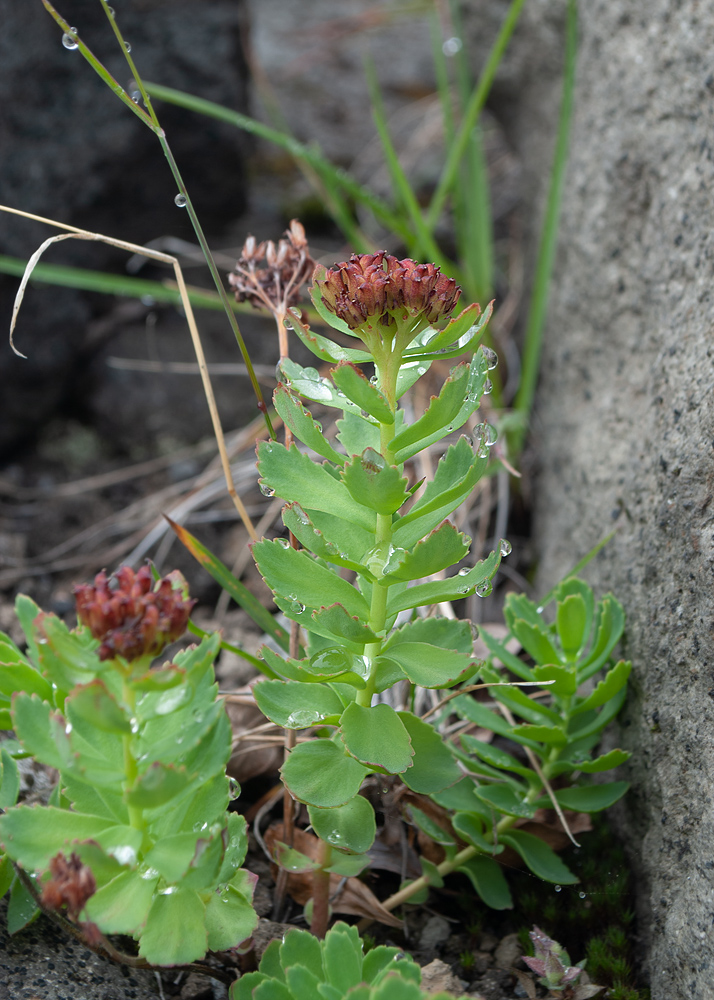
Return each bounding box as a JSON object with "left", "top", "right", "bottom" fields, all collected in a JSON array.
[
  {"left": 579, "top": 891, "right": 587, "bottom": 899},
  {"left": 174, "top": 193, "right": 187, "bottom": 208},
  {"left": 62, "top": 29, "right": 78, "bottom": 50},
  {"left": 442, "top": 36, "right": 462, "bottom": 56},
  {"left": 124, "top": 41, "right": 132, "bottom": 53}
]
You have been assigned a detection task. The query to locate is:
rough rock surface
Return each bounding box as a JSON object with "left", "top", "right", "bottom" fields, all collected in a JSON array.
[
  {"left": 0, "top": 0, "right": 250, "bottom": 458},
  {"left": 522, "top": 2, "right": 714, "bottom": 997}
]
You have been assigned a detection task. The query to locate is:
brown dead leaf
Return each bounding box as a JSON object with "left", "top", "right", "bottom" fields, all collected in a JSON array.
[
  {"left": 225, "top": 700, "right": 283, "bottom": 784},
  {"left": 265, "top": 823, "right": 402, "bottom": 929}
]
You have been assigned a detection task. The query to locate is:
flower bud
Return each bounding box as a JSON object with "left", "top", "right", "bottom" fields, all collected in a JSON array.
[{"left": 74, "top": 565, "right": 195, "bottom": 662}]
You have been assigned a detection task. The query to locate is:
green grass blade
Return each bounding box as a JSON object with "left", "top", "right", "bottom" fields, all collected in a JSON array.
[
  {"left": 144, "top": 81, "right": 410, "bottom": 244},
  {"left": 426, "top": 0, "right": 527, "bottom": 231},
  {"left": 512, "top": 0, "right": 577, "bottom": 454},
  {"left": 167, "top": 517, "right": 291, "bottom": 654}
]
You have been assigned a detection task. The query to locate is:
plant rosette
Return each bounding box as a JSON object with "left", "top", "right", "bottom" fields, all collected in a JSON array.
[{"left": 0, "top": 566, "right": 258, "bottom": 965}]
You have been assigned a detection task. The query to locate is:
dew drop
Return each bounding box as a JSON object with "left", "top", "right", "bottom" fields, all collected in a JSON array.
[
  {"left": 259, "top": 482, "right": 275, "bottom": 497},
  {"left": 130, "top": 718, "right": 139, "bottom": 734},
  {"left": 483, "top": 378, "right": 493, "bottom": 395},
  {"left": 536, "top": 606, "right": 544, "bottom": 615},
  {"left": 140, "top": 294, "right": 156, "bottom": 307},
  {"left": 286, "top": 709, "right": 314, "bottom": 727},
  {"left": 124, "top": 40, "right": 132, "bottom": 52},
  {"left": 554, "top": 884, "right": 562, "bottom": 893},
  {"left": 130, "top": 89, "right": 141, "bottom": 102},
  {"left": 289, "top": 598, "right": 306, "bottom": 614},
  {"left": 174, "top": 193, "right": 187, "bottom": 208},
  {"left": 500, "top": 539, "right": 512, "bottom": 557},
  {"left": 107, "top": 6, "right": 115, "bottom": 16},
  {"left": 458, "top": 567, "right": 470, "bottom": 577},
  {"left": 369, "top": 375, "right": 379, "bottom": 385},
  {"left": 442, "top": 36, "right": 463, "bottom": 56},
  {"left": 579, "top": 891, "right": 587, "bottom": 899},
  {"left": 475, "top": 580, "right": 493, "bottom": 598},
  {"left": 62, "top": 28, "right": 79, "bottom": 50},
  {"left": 482, "top": 346, "right": 498, "bottom": 370},
  {"left": 277, "top": 538, "right": 291, "bottom": 549},
  {"left": 64, "top": 722, "right": 73, "bottom": 735}
]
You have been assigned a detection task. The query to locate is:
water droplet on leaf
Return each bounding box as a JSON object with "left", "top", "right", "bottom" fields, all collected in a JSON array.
[
  {"left": 174, "top": 193, "right": 187, "bottom": 208},
  {"left": 62, "top": 29, "right": 79, "bottom": 50},
  {"left": 554, "top": 884, "right": 562, "bottom": 893},
  {"left": 259, "top": 482, "right": 275, "bottom": 497},
  {"left": 500, "top": 539, "right": 512, "bottom": 557},
  {"left": 475, "top": 580, "right": 493, "bottom": 598},
  {"left": 483, "top": 378, "right": 493, "bottom": 395},
  {"left": 482, "top": 346, "right": 498, "bottom": 370},
  {"left": 458, "top": 567, "right": 470, "bottom": 577}
]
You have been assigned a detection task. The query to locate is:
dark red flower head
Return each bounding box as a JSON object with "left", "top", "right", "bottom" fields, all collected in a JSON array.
[
  {"left": 74, "top": 565, "right": 195, "bottom": 662},
  {"left": 314, "top": 253, "right": 461, "bottom": 331}
]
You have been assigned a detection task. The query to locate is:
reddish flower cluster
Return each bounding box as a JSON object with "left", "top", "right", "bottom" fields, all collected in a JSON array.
[
  {"left": 315, "top": 253, "right": 461, "bottom": 331},
  {"left": 228, "top": 219, "right": 316, "bottom": 313},
  {"left": 41, "top": 852, "right": 97, "bottom": 920},
  {"left": 74, "top": 565, "right": 195, "bottom": 662}
]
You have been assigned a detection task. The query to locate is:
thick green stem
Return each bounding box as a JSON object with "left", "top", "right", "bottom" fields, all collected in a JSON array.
[
  {"left": 310, "top": 840, "right": 332, "bottom": 939},
  {"left": 121, "top": 680, "right": 143, "bottom": 831}
]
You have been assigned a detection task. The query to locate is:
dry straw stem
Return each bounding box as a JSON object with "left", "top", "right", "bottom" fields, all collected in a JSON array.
[{"left": 2, "top": 204, "right": 257, "bottom": 542}]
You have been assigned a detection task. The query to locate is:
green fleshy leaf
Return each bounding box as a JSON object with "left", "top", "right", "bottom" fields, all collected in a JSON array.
[
  {"left": 281, "top": 928, "right": 324, "bottom": 980},
  {"left": 457, "top": 854, "right": 513, "bottom": 909},
  {"left": 384, "top": 616, "right": 474, "bottom": 655},
  {"left": 577, "top": 595, "right": 625, "bottom": 679},
  {"left": 477, "top": 627, "right": 535, "bottom": 681},
  {"left": 460, "top": 735, "right": 536, "bottom": 780},
  {"left": 66, "top": 681, "right": 132, "bottom": 734},
  {"left": 85, "top": 869, "right": 159, "bottom": 934},
  {"left": 62, "top": 772, "right": 128, "bottom": 824},
  {"left": 7, "top": 876, "right": 40, "bottom": 934},
  {"left": 308, "top": 796, "right": 376, "bottom": 854},
  {"left": 386, "top": 550, "right": 500, "bottom": 614},
  {"left": 453, "top": 696, "right": 541, "bottom": 751},
  {"left": 480, "top": 664, "right": 562, "bottom": 724},
  {"left": 499, "top": 829, "right": 579, "bottom": 884},
  {"left": 407, "top": 805, "right": 455, "bottom": 846},
  {"left": 572, "top": 660, "right": 631, "bottom": 715},
  {"left": 125, "top": 763, "right": 191, "bottom": 808},
  {"left": 395, "top": 359, "right": 433, "bottom": 398},
  {"left": 259, "top": 939, "right": 285, "bottom": 981},
  {"left": 398, "top": 711, "right": 462, "bottom": 793},
  {"left": 310, "top": 605, "right": 380, "bottom": 647},
  {"left": 260, "top": 645, "right": 364, "bottom": 687},
  {"left": 575, "top": 749, "right": 631, "bottom": 773},
  {"left": 323, "top": 922, "right": 363, "bottom": 992},
  {"left": 473, "top": 784, "right": 536, "bottom": 819},
  {"left": 0, "top": 651, "right": 53, "bottom": 704},
  {"left": 371, "top": 976, "right": 423, "bottom": 1000},
  {"left": 327, "top": 852, "right": 370, "bottom": 877},
  {"left": 34, "top": 614, "right": 103, "bottom": 683},
  {"left": 555, "top": 579, "right": 595, "bottom": 647},
  {"left": 340, "top": 703, "right": 413, "bottom": 773},
  {"left": 431, "top": 776, "right": 482, "bottom": 813},
  {"left": 331, "top": 362, "right": 394, "bottom": 423},
  {"left": 139, "top": 886, "right": 207, "bottom": 966},
  {"left": 277, "top": 358, "right": 360, "bottom": 413},
  {"left": 143, "top": 828, "right": 216, "bottom": 884},
  {"left": 381, "top": 521, "right": 470, "bottom": 582},
  {"left": 363, "top": 946, "right": 411, "bottom": 984},
  {"left": 403, "top": 301, "right": 490, "bottom": 356},
  {"left": 274, "top": 384, "right": 345, "bottom": 463},
  {"left": 508, "top": 619, "right": 562, "bottom": 668},
  {"left": 389, "top": 362, "right": 471, "bottom": 459},
  {"left": 14, "top": 595, "right": 42, "bottom": 665},
  {"left": 231, "top": 972, "right": 268, "bottom": 1000},
  {"left": 0, "top": 806, "right": 115, "bottom": 870},
  {"left": 0, "top": 748, "right": 20, "bottom": 808},
  {"left": 285, "top": 965, "right": 323, "bottom": 1000},
  {"left": 289, "top": 306, "right": 371, "bottom": 363},
  {"left": 282, "top": 505, "right": 371, "bottom": 577},
  {"left": 341, "top": 449, "right": 410, "bottom": 515},
  {"left": 12, "top": 694, "right": 69, "bottom": 770},
  {"left": 510, "top": 723, "right": 567, "bottom": 745},
  {"left": 71, "top": 841, "right": 125, "bottom": 886},
  {"left": 420, "top": 856, "right": 444, "bottom": 888},
  {"left": 567, "top": 686, "right": 628, "bottom": 741},
  {"left": 0, "top": 853, "right": 15, "bottom": 898},
  {"left": 336, "top": 410, "right": 381, "bottom": 457},
  {"left": 253, "top": 981, "right": 293, "bottom": 1000},
  {"left": 548, "top": 781, "right": 629, "bottom": 813},
  {"left": 273, "top": 841, "right": 320, "bottom": 873},
  {"left": 380, "top": 641, "right": 477, "bottom": 689},
  {"left": 253, "top": 540, "right": 370, "bottom": 622},
  {"left": 392, "top": 438, "right": 485, "bottom": 546},
  {"left": 281, "top": 740, "right": 369, "bottom": 808},
  {"left": 532, "top": 663, "right": 577, "bottom": 696},
  {"left": 205, "top": 881, "right": 258, "bottom": 951},
  {"left": 216, "top": 814, "right": 250, "bottom": 884},
  {"left": 254, "top": 679, "right": 344, "bottom": 728},
  {"left": 131, "top": 665, "right": 186, "bottom": 692},
  {"left": 452, "top": 812, "right": 498, "bottom": 853},
  {"left": 557, "top": 593, "right": 588, "bottom": 659}
]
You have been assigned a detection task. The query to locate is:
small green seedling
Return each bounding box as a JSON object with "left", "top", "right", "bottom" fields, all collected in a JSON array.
[
  {"left": 230, "top": 921, "right": 470, "bottom": 1000},
  {"left": 0, "top": 566, "right": 257, "bottom": 965},
  {"left": 517, "top": 925, "right": 603, "bottom": 998}
]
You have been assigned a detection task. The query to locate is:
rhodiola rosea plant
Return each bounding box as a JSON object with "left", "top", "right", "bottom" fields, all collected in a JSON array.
[
  {"left": 174, "top": 250, "right": 627, "bottom": 936},
  {"left": 0, "top": 567, "right": 258, "bottom": 968}
]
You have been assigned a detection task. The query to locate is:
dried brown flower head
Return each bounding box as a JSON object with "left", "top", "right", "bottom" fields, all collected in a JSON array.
[
  {"left": 41, "top": 852, "right": 97, "bottom": 920},
  {"left": 228, "top": 219, "right": 316, "bottom": 315},
  {"left": 315, "top": 252, "right": 461, "bottom": 332},
  {"left": 74, "top": 565, "right": 195, "bottom": 662}
]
